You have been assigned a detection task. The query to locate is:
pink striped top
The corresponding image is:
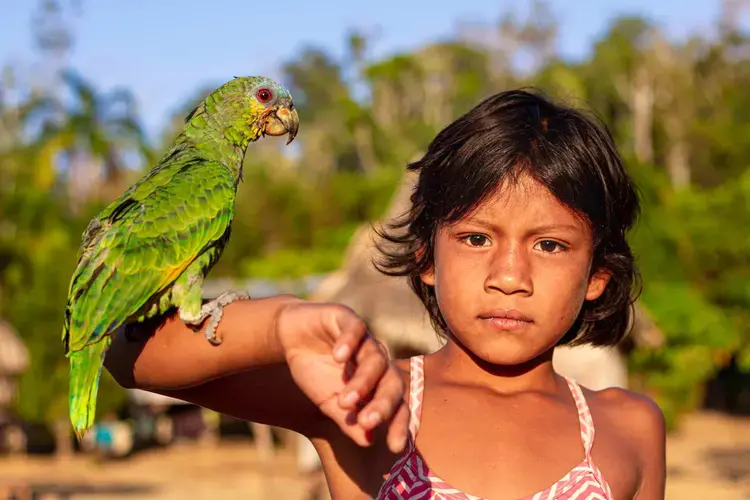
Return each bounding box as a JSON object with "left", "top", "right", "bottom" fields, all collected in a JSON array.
[{"left": 376, "top": 355, "right": 614, "bottom": 500}]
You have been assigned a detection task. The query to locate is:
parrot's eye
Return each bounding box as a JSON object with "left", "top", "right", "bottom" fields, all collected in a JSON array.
[{"left": 256, "top": 88, "right": 273, "bottom": 103}]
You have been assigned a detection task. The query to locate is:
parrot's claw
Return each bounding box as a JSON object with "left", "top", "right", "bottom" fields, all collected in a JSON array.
[{"left": 199, "top": 290, "right": 251, "bottom": 345}]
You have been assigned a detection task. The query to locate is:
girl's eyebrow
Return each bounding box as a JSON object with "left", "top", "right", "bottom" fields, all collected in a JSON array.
[
  {"left": 462, "top": 217, "right": 581, "bottom": 236},
  {"left": 526, "top": 223, "right": 582, "bottom": 236}
]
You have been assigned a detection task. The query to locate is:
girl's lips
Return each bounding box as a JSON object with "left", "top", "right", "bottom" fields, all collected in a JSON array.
[
  {"left": 477, "top": 308, "right": 533, "bottom": 322},
  {"left": 481, "top": 316, "right": 532, "bottom": 331},
  {"left": 478, "top": 309, "right": 534, "bottom": 331}
]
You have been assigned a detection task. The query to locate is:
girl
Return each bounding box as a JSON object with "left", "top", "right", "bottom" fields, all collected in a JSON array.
[{"left": 105, "top": 89, "right": 666, "bottom": 499}]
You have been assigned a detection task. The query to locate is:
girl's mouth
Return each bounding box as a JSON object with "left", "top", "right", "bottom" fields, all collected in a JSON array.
[{"left": 478, "top": 309, "right": 533, "bottom": 331}]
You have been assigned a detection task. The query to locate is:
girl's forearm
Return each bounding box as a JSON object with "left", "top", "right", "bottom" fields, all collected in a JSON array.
[{"left": 103, "top": 294, "right": 304, "bottom": 390}]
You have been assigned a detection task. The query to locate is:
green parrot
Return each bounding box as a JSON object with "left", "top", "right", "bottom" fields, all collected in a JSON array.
[{"left": 62, "top": 75, "right": 299, "bottom": 441}]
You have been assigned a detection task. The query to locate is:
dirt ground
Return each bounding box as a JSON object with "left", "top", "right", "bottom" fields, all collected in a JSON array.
[{"left": 0, "top": 411, "right": 748, "bottom": 499}]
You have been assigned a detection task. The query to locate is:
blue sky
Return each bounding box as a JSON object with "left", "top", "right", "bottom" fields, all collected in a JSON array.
[{"left": 0, "top": 0, "right": 729, "bottom": 140}]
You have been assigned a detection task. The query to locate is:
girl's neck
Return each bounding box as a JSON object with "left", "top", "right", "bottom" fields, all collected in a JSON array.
[{"left": 430, "top": 339, "right": 561, "bottom": 395}]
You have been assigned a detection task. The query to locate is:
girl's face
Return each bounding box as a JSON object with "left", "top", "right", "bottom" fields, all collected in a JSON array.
[{"left": 420, "top": 173, "right": 610, "bottom": 366}]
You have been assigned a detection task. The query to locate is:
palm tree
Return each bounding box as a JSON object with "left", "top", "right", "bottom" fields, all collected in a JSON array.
[{"left": 32, "top": 69, "right": 153, "bottom": 206}]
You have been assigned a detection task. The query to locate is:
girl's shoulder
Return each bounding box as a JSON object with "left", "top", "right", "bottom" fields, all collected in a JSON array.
[
  {"left": 585, "top": 385, "right": 666, "bottom": 439},
  {"left": 582, "top": 385, "right": 667, "bottom": 494}
]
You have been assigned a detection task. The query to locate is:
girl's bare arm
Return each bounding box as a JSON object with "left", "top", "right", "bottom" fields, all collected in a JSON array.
[
  {"left": 103, "top": 295, "right": 317, "bottom": 433},
  {"left": 103, "top": 295, "right": 409, "bottom": 449},
  {"left": 633, "top": 397, "right": 667, "bottom": 500},
  {"left": 104, "top": 295, "right": 300, "bottom": 389},
  {"left": 605, "top": 389, "right": 666, "bottom": 500}
]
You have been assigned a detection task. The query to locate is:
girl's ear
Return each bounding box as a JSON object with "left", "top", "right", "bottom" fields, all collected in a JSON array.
[
  {"left": 416, "top": 245, "right": 435, "bottom": 286},
  {"left": 420, "top": 267, "right": 435, "bottom": 286},
  {"left": 586, "top": 267, "right": 611, "bottom": 301}
]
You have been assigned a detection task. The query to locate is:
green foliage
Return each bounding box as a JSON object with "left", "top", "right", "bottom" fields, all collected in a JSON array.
[
  {"left": 626, "top": 161, "right": 749, "bottom": 426},
  {"left": 0, "top": 165, "right": 127, "bottom": 424},
  {"left": 217, "top": 166, "right": 402, "bottom": 279}
]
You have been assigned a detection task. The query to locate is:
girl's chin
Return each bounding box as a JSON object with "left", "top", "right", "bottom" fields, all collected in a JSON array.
[{"left": 449, "top": 334, "right": 555, "bottom": 369}]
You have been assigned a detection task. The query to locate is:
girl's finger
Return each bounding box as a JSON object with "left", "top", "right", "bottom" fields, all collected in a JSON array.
[
  {"left": 337, "top": 337, "right": 388, "bottom": 409},
  {"left": 329, "top": 307, "right": 368, "bottom": 363},
  {"left": 386, "top": 399, "right": 410, "bottom": 454},
  {"left": 355, "top": 367, "right": 405, "bottom": 432}
]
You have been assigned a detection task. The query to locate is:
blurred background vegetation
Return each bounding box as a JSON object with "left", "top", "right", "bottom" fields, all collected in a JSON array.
[{"left": 1, "top": 0, "right": 749, "bottom": 441}]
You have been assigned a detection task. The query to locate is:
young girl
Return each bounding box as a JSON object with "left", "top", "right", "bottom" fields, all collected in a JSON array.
[{"left": 104, "top": 89, "right": 666, "bottom": 499}]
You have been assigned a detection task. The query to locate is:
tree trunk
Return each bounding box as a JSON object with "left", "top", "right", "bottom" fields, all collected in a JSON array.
[
  {"left": 632, "top": 65, "right": 654, "bottom": 165},
  {"left": 666, "top": 134, "right": 690, "bottom": 189},
  {"left": 653, "top": 40, "right": 691, "bottom": 189},
  {"left": 353, "top": 123, "right": 377, "bottom": 174}
]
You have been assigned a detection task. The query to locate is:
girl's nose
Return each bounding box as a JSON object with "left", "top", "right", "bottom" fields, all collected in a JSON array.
[{"left": 483, "top": 243, "right": 533, "bottom": 296}]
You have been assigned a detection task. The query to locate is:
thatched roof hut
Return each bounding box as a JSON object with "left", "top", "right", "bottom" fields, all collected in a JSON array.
[
  {"left": 0, "top": 319, "right": 29, "bottom": 408},
  {"left": 309, "top": 172, "right": 440, "bottom": 356},
  {"left": 310, "top": 172, "right": 663, "bottom": 389}
]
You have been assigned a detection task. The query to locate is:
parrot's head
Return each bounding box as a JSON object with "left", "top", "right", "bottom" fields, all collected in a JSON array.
[
  {"left": 223, "top": 75, "right": 299, "bottom": 145},
  {"left": 186, "top": 75, "right": 299, "bottom": 147}
]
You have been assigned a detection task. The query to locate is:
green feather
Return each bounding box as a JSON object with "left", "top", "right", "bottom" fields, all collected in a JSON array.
[
  {"left": 68, "top": 338, "right": 110, "bottom": 441},
  {"left": 63, "top": 75, "right": 297, "bottom": 440}
]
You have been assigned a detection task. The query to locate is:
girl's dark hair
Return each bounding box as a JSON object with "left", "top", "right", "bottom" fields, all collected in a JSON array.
[{"left": 374, "top": 88, "right": 641, "bottom": 347}]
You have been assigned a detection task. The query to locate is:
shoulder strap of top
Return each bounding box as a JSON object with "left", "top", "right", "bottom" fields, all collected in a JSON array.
[
  {"left": 563, "top": 376, "right": 595, "bottom": 457},
  {"left": 408, "top": 355, "right": 425, "bottom": 438}
]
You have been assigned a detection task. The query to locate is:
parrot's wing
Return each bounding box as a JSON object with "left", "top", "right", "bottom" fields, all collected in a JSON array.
[{"left": 63, "top": 159, "right": 236, "bottom": 353}]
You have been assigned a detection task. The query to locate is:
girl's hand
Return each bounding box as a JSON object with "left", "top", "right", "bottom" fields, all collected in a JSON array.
[{"left": 275, "top": 301, "right": 409, "bottom": 453}]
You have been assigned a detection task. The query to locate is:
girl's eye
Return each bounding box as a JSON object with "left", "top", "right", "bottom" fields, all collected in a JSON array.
[
  {"left": 256, "top": 88, "right": 273, "bottom": 103},
  {"left": 535, "top": 240, "right": 566, "bottom": 253},
  {"left": 463, "top": 234, "right": 489, "bottom": 247}
]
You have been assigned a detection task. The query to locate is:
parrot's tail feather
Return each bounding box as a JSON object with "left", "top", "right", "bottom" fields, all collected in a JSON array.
[{"left": 68, "top": 341, "right": 108, "bottom": 442}]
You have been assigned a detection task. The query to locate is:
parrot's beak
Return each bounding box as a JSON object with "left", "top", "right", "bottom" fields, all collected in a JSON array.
[{"left": 263, "top": 103, "right": 299, "bottom": 145}]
